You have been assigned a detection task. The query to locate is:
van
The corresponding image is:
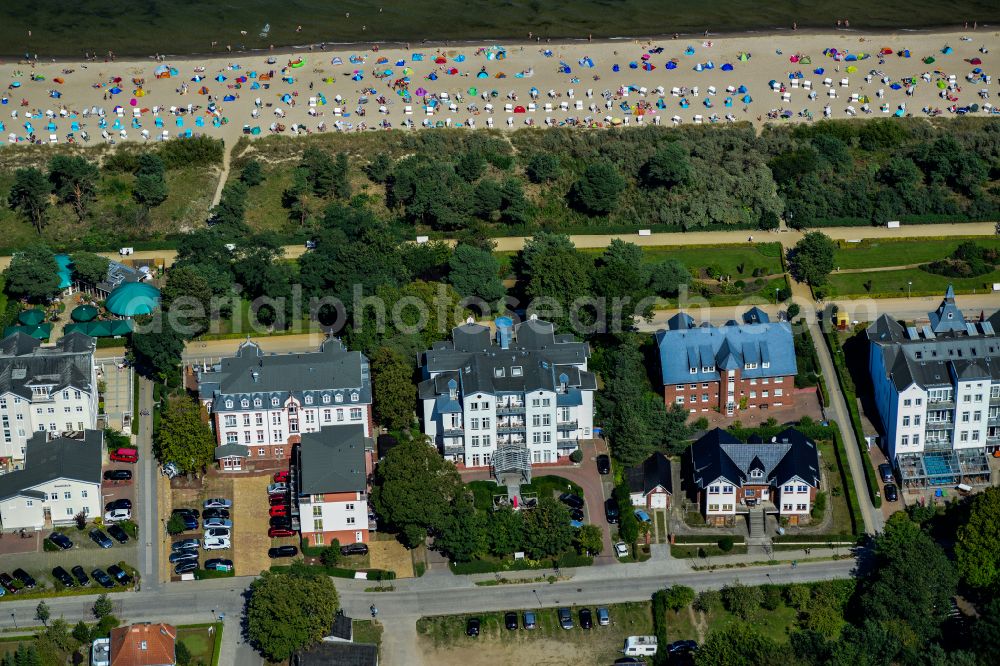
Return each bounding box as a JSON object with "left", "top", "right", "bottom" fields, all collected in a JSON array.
[{"left": 110, "top": 448, "right": 138, "bottom": 463}]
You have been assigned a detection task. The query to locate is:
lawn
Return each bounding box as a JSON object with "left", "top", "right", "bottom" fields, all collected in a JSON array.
[
  {"left": 519, "top": 475, "right": 583, "bottom": 501},
  {"left": 814, "top": 438, "right": 855, "bottom": 536},
  {"left": 578, "top": 242, "right": 784, "bottom": 276},
  {"left": 826, "top": 266, "right": 1000, "bottom": 299},
  {"left": 417, "top": 601, "right": 653, "bottom": 665},
  {"left": 177, "top": 624, "right": 222, "bottom": 666},
  {"left": 833, "top": 237, "right": 1000, "bottom": 270},
  {"left": 352, "top": 620, "right": 383, "bottom": 650}
]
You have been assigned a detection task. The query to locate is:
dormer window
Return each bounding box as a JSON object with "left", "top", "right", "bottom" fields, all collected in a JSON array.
[
  {"left": 744, "top": 363, "right": 757, "bottom": 370},
  {"left": 494, "top": 368, "right": 505, "bottom": 378},
  {"left": 511, "top": 366, "right": 522, "bottom": 377},
  {"left": 241, "top": 399, "right": 249, "bottom": 408},
  {"left": 762, "top": 362, "right": 770, "bottom": 369},
  {"left": 335, "top": 394, "right": 344, "bottom": 403},
  {"left": 225, "top": 400, "right": 233, "bottom": 409},
  {"left": 750, "top": 468, "right": 763, "bottom": 479},
  {"left": 253, "top": 398, "right": 262, "bottom": 408},
  {"left": 31, "top": 387, "right": 48, "bottom": 397},
  {"left": 271, "top": 397, "right": 279, "bottom": 407},
  {"left": 304, "top": 395, "right": 313, "bottom": 405},
  {"left": 702, "top": 365, "right": 714, "bottom": 373},
  {"left": 350, "top": 392, "right": 359, "bottom": 402},
  {"left": 690, "top": 367, "right": 697, "bottom": 374},
  {"left": 322, "top": 394, "right": 331, "bottom": 404}
]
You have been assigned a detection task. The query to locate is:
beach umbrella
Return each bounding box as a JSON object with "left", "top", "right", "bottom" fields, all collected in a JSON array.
[
  {"left": 412, "top": 53, "right": 424, "bottom": 61},
  {"left": 814, "top": 68, "right": 824, "bottom": 75},
  {"left": 923, "top": 56, "right": 935, "bottom": 64},
  {"left": 721, "top": 63, "right": 733, "bottom": 71},
  {"left": 109, "top": 87, "right": 122, "bottom": 94},
  {"left": 971, "top": 103, "right": 979, "bottom": 112},
  {"left": 192, "top": 75, "right": 202, "bottom": 82},
  {"left": 890, "top": 83, "right": 903, "bottom": 90},
  {"left": 738, "top": 52, "right": 750, "bottom": 61},
  {"left": 679, "top": 99, "right": 689, "bottom": 108},
  {"left": 476, "top": 71, "right": 488, "bottom": 78},
  {"left": 415, "top": 87, "right": 427, "bottom": 96},
  {"left": 251, "top": 126, "right": 261, "bottom": 135},
  {"left": 236, "top": 76, "right": 247, "bottom": 83},
  {"left": 428, "top": 71, "right": 439, "bottom": 80},
  {"left": 694, "top": 63, "right": 704, "bottom": 71},
  {"left": 880, "top": 47, "right": 893, "bottom": 55},
  {"left": 468, "top": 87, "right": 477, "bottom": 95},
  {"left": 846, "top": 65, "right": 858, "bottom": 73},
  {"left": 845, "top": 54, "right": 858, "bottom": 61},
  {"left": 223, "top": 94, "right": 236, "bottom": 101},
  {"left": 175, "top": 117, "right": 184, "bottom": 127},
  {"left": 435, "top": 56, "right": 447, "bottom": 64},
  {"left": 724, "top": 97, "right": 733, "bottom": 107},
  {"left": 395, "top": 60, "right": 405, "bottom": 66},
  {"left": 195, "top": 117, "right": 205, "bottom": 127},
  {"left": 18, "top": 309, "right": 45, "bottom": 326},
  {"left": 737, "top": 84, "right": 747, "bottom": 93},
  {"left": 969, "top": 57, "right": 982, "bottom": 65},
  {"left": 129, "top": 98, "right": 138, "bottom": 106},
  {"left": 684, "top": 46, "right": 695, "bottom": 55},
  {"left": 383, "top": 69, "right": 393, "bottom": 76},
  {"left": 643, "top": 62, "right": 655, "bottom": 71},
  {"left": 898, "top": 49, "right": 911, "bottom": 57},
  {"left": 447, "top": 67, "right": 458, "bottom": 75},
  {"left": 9, "top": 81, "right": 20, "bottom": 88},
  {"left": 612, "top": 64, "right": 620, "bottom": 72},
  {"left": 352, "top": 72, "right": 363, "bottom": 81},
  {"left": 250, "top": 81, "right": 260, "bottom": 89},
  {"left": 629, "top": 61, "right": 638, "bottom": 69},
  {"left": 215, "top": 74, "right": 226, "bottom": 82},
  {"left": 942, "top": 46, "right": 953, "bottom": 54},
  {"left": 402, "top": 68, "right": 412, "bottom": 76},
  {"left": 454, "top": 55, "right": 466, "bottom": 62},
  {"left": 742, "top": 94, "right": 752, "bottom": 103},
  {"left": 656, "top": 98, "right": 666, "bottom": 108},
  {"left": 937, "top": 80, "right": 948, "bottom": 89},
  {"left": 665, "top": 60, "right": 677, "bottom": 70}
]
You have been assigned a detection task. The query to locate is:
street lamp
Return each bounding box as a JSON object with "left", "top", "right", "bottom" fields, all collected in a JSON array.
[
  {"left": 775, "top": 288, "right": 779, "bottom": 305},
  {"left": 10, "top": 613, "right": 15, "bottom": 629}
]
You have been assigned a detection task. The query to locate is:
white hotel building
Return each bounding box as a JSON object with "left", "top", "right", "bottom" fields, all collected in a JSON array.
[
  {"left": 418, "top": 317, "right": 596, "bottom": 470},
  {"left": 867, "top": 287, "right": 999, "bottom": 487},
  {"left": 0, "top": 333, "right": 98, "bottom": 469}
]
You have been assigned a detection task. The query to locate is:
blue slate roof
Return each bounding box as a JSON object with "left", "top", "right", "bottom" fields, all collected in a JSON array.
[
  {"left": 690, "top": 427, "right": 819, "bottom": 489},
  {"left": 655, "top": 312, "right": 796, "bottom": 386}
]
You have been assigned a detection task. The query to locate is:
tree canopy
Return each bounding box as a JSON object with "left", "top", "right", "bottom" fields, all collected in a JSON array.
[
  {"left": 3, "top": 245, "right": 60, "bottom": 302},
  {"left": 8, "top": 167, "right": 50, "bottom": 232},
  {"left": 447, "top": 243, "right": 506, "bottom": 303},
  {"left": 246, "top": 567, "right": 339, "bottom": 662},
  {"left": 370, "top": 346, "right": 415, "bottom": 431},
  {"left": 154, "top": 396, "right": 216, "bottom": 474},
  {"left": 70, "top": 251, "right": 110, "bottom": 286},
  {"left": 955, "top": 486, "right": 1000, "bottom": 589},
  {"left": 790, "top": 231, "right": 836, "bottom": 286}
]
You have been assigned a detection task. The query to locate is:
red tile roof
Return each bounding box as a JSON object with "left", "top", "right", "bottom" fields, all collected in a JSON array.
[{"left": 110, "top": 623, "right": 176, "bottom": 666}]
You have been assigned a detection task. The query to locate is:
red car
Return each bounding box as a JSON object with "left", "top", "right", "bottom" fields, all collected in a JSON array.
[
  {"left": 268, "top": 495, "right": 288, "bottom": 506},
  {"left": 273, "top": 470, "right": 290, "bottom": 483},
  {"left": 269, "top": 505, "right": 289, "bottom": 517},
  {"left": 268, "top": 527, "right": 295, "bottom": 538}
]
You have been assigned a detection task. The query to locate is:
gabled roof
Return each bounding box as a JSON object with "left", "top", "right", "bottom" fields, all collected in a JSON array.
[
  {"left": 299, "top": 425, "right": 371, "bottom": 495},
  {"left": 655, "top": 311, "right": 796, "bottom": 386},
  {"left": 689, "top": 427, "right": 819, "bottom": 489},
  {"left": 0, "top": 431, "right": 103, "bottom": 502},
  {"left": 295, "top": 642, "right": 378, "bottom": 666},
  {"left": 109, "top": 623, "right": 176, "bottom": 666},
  {"left": 0, "top": 332, "right": 96, "bottom": 400},
  {"left": 625, "top": 453, "right": 672, "bottom": 496},
  {"left": 929, "top": 285, "right": 967, "bottom": 333}
]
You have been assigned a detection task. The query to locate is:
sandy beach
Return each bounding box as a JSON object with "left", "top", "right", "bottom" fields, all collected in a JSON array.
[{"left": 0, "top": 29, "right": 996, "bottom": 147}]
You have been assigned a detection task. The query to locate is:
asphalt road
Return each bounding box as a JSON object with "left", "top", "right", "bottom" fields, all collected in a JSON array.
[{"left": 135, "top": 377, "right": 160, "bottom": 590}]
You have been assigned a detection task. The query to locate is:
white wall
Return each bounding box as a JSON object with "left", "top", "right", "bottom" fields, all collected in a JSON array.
[
  {"left": 0, "top": 478, "right": 100, "bottom": 530},
  {"left": 703, "top": 477, "right": 737, "bottom": 515},
  {"left": 0, "top": 388, "right": 98, "bottom": 464}
]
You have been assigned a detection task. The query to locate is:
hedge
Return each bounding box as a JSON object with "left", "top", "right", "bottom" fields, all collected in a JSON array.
[
  {"left": 822, "top": 329, "right": 882, "bottom": 510},
  {"left": 650, "top": 590, "right": 670, "bottom": 666},
  {"left": 449, "top": 552, "right": 593, "bottom": 575},
  {"left": 671, "top": 534, "right": 746, "bottom": 546}
]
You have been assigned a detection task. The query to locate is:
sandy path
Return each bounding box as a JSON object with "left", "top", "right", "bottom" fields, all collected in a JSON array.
[{"left": 0, "top": 29, "right": 995, "bottom": 148}]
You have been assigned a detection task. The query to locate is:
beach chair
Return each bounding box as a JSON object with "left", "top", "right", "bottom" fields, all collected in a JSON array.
[
  {"left": 441, "top": 92, "right": 450, "bottom": 101},
  {"left": 782, "top": 92, "right": 791, "bottom": 103},
  {"left": 828, "top": 89, "right": 837, "bottom": 98},
  {"left": 506, "top": 116, "right": 514, "bottom": 126},
  {"left": 802, "top": 80, "right": 812, "bottom": 90},
  {"left": 333, "top": 107, "right": 342, "bottom": 116},
  {"left": 560, "top": 101, "right": 569, "bottom": 110},
  {"left": 486, "top": 117, "right": 494, "bottom": 127},
  {"left": 823, "top": 77, "right": 833, "bottom": 87},
  {"left": 426, "top": 107, "right": 434, "bottom": 116},
  {"left": 671, "top": 115, "right": 681, "bottom": 124},
  {"left": 850, "top": 93, "right": 859, "bottom": 102},
  {"left": 671, "top": 87, "right": 681, "bottom": 96},
  {"left": 309, "top": 97, "right": 317, "bottom": 107},
  {"left": 528, "top": 102, "right": 537, "bottom": 112},
  {"left": 567, "top": 89, "right": 575, "bottom": 98},
  {"left": 484, "top": 103, "right": 494, "bottom": 113},
  {"left": 691, "top": 86, "right": 699, "bottom": 96},
  {"left": 504, "top": 103, "right": 513, "bottom": 112},
  {"left": 449, "top": 103, "right": 458, "bottom": 112},
  {"left": 840, "top": 78, "right": 849, "bottom": 87},
  {"left": 653, "top": 115, "right": 661, "bottom": 125},
  {"left": 638, "top": 87, "right": 647, "bottom": 96},
  {"left": 586, "top": 88, "right": 594, "bottom": 98},
  {"left": 544, "top": 103, "right": 553, "bottom": 112},
  {"left": 790, "top": 79, "right": 799, "bottom": 89},
  {"left": 575, "top": 100, "right": 583, "bottom": 110},
  {"left": 49, "top": 134, "right": 58, "bottom": 144},
  {"left": 693, "top": 114, "right": 703, "bottom": 124},
  {"left": 707, "top": 85, "right": 717, "bottom": 95}
]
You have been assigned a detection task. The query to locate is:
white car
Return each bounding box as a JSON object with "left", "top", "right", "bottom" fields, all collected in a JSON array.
[
  {"left": 203, "top": 537, "right": 231, "bottom": 551},
  {"left": 204, "top": 527, "right": 231, "bottom": 539},
  {"left": 203, "top": 517, "right": 233, "bottom": 529},
  {"left": 103, "top": 509, "right": 131, "bottom": 523},
  {"left": 91, "top": 637, "right": 111, "bottom": 666},
  {"left": 614, "top": 542, "right": 629, "bottom": 557},
  {"left": 203, "top": 498, "right": 233, "bottom": 509},
  {"left": 267, "top": 483, "right": 288, "bottom": 495}
]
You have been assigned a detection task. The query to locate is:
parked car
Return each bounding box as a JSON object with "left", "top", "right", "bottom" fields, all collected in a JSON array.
[
  {"left": 596, "top": 454, "right": 611, "bottom": 475},
  {"left": 340, "top": 543, "right": 369, "bottom": 556},
  {"left": 605, "top": 498, "right": 620, "bottom": 524},
  {"left": 268, "top": 545, "right": 298, "bottom": 558},
  {"left": 104, "top": 469, "right": 133, "bottom": 481},
  {"left": 89, "top": 529, "right": 114, "bottom": 549},
  {"left": 268, "top": 495, "right": 289, "bottom": 507},
  {"left": 174, "top": 562, "right": 198, "bottom": 575},
  {"left": 169, "top": 551, "right": 199, "bottom": 564},
  {"left": 465, "top": 618, "right": 480, "bottom": 637},
  {"left": 203, "top": 537, "right": 231, "bottom": 551},
  {"left": 559, "top": 492, "right": 585, "bottom": 509},
  {"left": 107, "top": 525, "right": 130, "bottom": 544},
  {"left": 201, "top": 508, "right": 230, "bottom": 521},
  {"left": 668, "top": 639, "right": 699, "bottom": 653},
  {"left": 269, "top": 505, "right": 289, "bottom": 517},
  {"left": 558, "top": 607, "right": 574, "bottom": 630},
  {"left": 0, "top": 574, "right": 17, "bottom": 594},
  {"left": 48, "top": 532, "right": 73, "bottom": 550},
  {"left": 579, "top": 608, "right": 593, "bottom": 629},
  {"left": 203, "top": 517, "right": 233, "bottom": 529},
  {"left": 176, "top": 514, "right": 198, "bottom": 531},
  {"left": 570, "top": 519, "right": 584, "bottom": 529},
  {"left": 203, "top": 498, "right": 232, "bottom": 509},
  {"left": 274, "top": 470, "right": 290, "bottom": 483},
  {"left": 614, "top": 659, "right": 645, "bottom": 665},
  {"left": 504, "top": 611, "right": 518, "bottom": 631},
  {"left": 91, "top": 637, "right": 110, "bottom": 666},
  {"left": 597, "top": 607, "right": 610, "bottom": 626},
  {"left": 204, "top": 558, "right": 234, "bottom": 572},
  {"left": 105, "top": 499, "right": 132, "bottom": 512},
  {"left": 884, "top": 483, "right": 899, "bottom": 502},
  {"left": 570, "top": 507, "right": 585, "bottom": 522},
  {"left": 71, "top": 566, "right": 90, "bottom": 586},
  {"left": 204, "top": 527, "right": 231, "bottom": 539},
  {"left": 11, "top": 569, "right": 35, "bottom": 589},
  {"left": 267, "top": 482, "right": 288, "bottom": 495},
  {"left": 52, "top": 566, "right": 75, "bottom": 588},
  {"left": 172, "top": 507, "right": 200, "bottom": 518},
  {"left": 172, "top": 538, "right": 200, "bottom": 552},
  {"left": 107, "top": 565, "right": 132, "bottom": 586},
  {"left": 268, "top": 528, "right": 295, "bottom": 538},
  {"left": 109, "top": 448, "right": 138, "bottom": 463},
  {"left": 103, "top": 508, "right": 131, "bottom": 523},
  {"left": 523, "top": 611, "right": 537, "bottom": 630},
  {"left": 878, "top": 463, "right": 894, "bottom": 484},
  {"left": 268, "top": 517, "right": 291, "bottom": 530},
  {"left": 91, "top": 568, "right": 115, "bottom": 589},
  {"left": 614, "top": 542, "right": 629, "bottom": 557},
  {"left": 634, "top": 509, "right": 651, "bottom": 523}
]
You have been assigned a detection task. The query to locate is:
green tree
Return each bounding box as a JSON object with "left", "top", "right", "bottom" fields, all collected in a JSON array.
[
  {"left": 642, "top": 143, "right": 691, "bottom": 189},
  {"left": 175, "top": 641, "right": 193, "bottom": 666},
  {"left": 48, "top": 155, "right": 99, "bottom": 220},
  {"left": 70, "top": 251, "right": 110, "bottom": 286},
  {"left": 154, "top": 396, "right": 216, "bottom": 474},
  {"left": 320, "top": 543, "right": 341, "bottom": 566},
  {"left": 955, "top": 486, "right": 1000, "bottom": 589},
  {"left": 662, "top": 585, "right": 696, "bottom": 612},
  {"left": 240, "top": 158, "right": 265, "bottom": 187},
  {"left": 613, "top": 483, "right": 640, "bottom": 545},
  {"left": 448, "top": 243, "right": 505, "bottom": 302},
  {"left": 648, "top": 259, "right": 691, "bottom": 298},
  {"left": 790, "top": 232, "right": 836, "bottom": 286},
  {"left": 721, "top": 582, "right": 763, "bottom": 620},
  {"left": 569, "top": 160, "right": 626, "bottom": 215},
  {"left": 575, "top": 524, "right": 604, "bottom": 555},
  {"left": 209, "top": 180, "right": 249, "bottom": 231},
  {"left": 246, "top": 569, "right": 339, "bottom": 662},
  {"left": 371, "top": 438, "right": 464, "bottom": 547},
  {"left": 455, "top": 151, "right": 486, "bottom": 182},
  {"left": 3, "top": 245, "right": 60, "bottom": 301},
  {"left": 518, "top": 233, "right": 592, "bottom": 330},
  {"left": 7, "top": 167, "right": 50, "bottom": 233},
  {"left": 370, "top": 347, "right": 415, "bottom": 431},
  {"left": 363, "top": 153, "right": 392, "bottom": 183},
  {"left": 434, "top": 496, "right": 487, "bottom": 562},
  {"left": 161, "top": 266, "right": 214, "bottom": 336},
  {"left": 521, "top": 497, "right": 574, "bottom": 559},
  {"left": 133, "top": 154, "right": 168, "bottom": 208},
  {"left": 487, "top": 507, "right": 524, "bottom": 556},
  {"left": 35, "top": 601, "right": 50, "bottom": 626},
  {"left": 526, "top": 153, "right": 560, "bottom": 183},
  {"left": 92, "top": 594, "right": 113, "bottom": 619},
  {"left": 167, "top": 512, "right": 188, "bottom": 535},
  {"left": 130, "top": 312, "right": 187, "bottom": 382},
  {"left": 72, "top": 620, "right": 90, "bottom": 645},
  {"left": 595, "top": 240, "right": 653, "bottom": 311},
  {"left": 695, "top": 624, "right": 784, "bottom": 666}
]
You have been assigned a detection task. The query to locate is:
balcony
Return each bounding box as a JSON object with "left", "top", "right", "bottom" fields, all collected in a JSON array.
[
  {"left": 443, "top": 427, "right": 464, "bottom": 437},
  {"left": 497, "top": 404, "right": 525, "bottom": 415},
  {"left": 498, "top": 422, "right": 526, "bottom": 434},
  {"left": 556, "top": 420, "right": 578, "bottom": 431},
  {"left": 557, "top": 438, "right": 577, "bottom": 449},
  {"left": 928, "top": 400, "right": 955, "bottom": 409}
]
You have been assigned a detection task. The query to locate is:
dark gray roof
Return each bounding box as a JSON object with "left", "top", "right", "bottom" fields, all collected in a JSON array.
[
  {"left": 690, "top": 427, "right": 819, "bottom": 489},
  {"left": 299, "top": 425, "right": 370, "bottom": 495},
  {"left": 419, "top": 318, "right": 595, "bottom": 398},
  {"left": 0, "top": 332, "right": 96, "bottom": 400},
  {"left": 327, "top": 612, "right": 353, "bottom": 641},
  {"left": 214, "top": 443, "right": 250, "bottom": 459},
  {"left": 0, "top": 430, "right": 103, "bottom": 501},
  {"left": 867, "top": 290, "right": 1000, "bottom": 391},
  {"left": 200, "top": 338, "right": 371, "bottom": 409},
  {"left": 625, "top": 453, "right": 672, "bottom": 496},
  {"left": 294, "top": 642, "right": 378, "bottom": 666}
]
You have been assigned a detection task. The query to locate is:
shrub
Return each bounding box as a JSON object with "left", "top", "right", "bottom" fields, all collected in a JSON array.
[
  {"left": 320, "top": 541, "right": 342, "bottom": 566},
  {"left": 569, "top": 449, "right": 583, "bottom": 463},
  {"left": 718, "top": 536, "right": 735, "bottom": 552},
  {"left": 693, "top": 589, "right": 721, "bottom": 613},
  {"left": 762, "top": 585, "right": 783, "bottom": 611}
]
